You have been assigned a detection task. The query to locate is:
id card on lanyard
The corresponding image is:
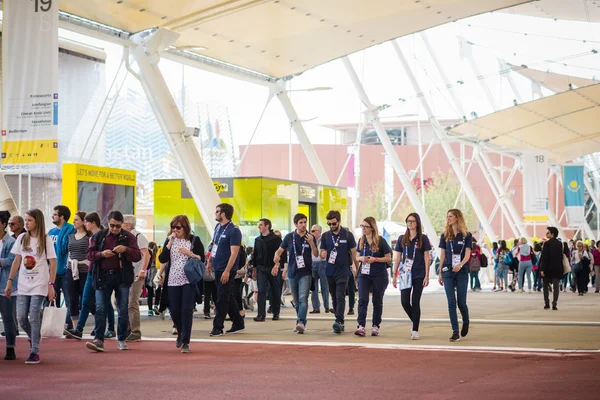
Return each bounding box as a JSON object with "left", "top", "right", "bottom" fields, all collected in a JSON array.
[
  {"left": 211, "top": 223, "right": 231, "bottom": 258},
  {"left": 449, "top": 237, "right": 465, "bottom": 268},
  {"left": 403, "top": 242, "right": 417, "bottom": 271},
  {"left": 293, "top": 232, "right": 307, "bottom": 269},
  {"left": 361, "top": 245, "right": 372, "bottom": 275},
  {"left": 329, "top": 232, "right": 341, "bottom": 264}
]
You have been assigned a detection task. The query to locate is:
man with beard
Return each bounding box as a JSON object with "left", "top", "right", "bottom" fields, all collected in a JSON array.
[{"left": 252, "top": 218, "right": 282, "bottom": 322}]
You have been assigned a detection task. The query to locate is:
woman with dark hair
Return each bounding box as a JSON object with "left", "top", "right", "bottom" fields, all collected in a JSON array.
[
  {"left": 158, "top": 215, "right": 205, "bottom": 353},
  {"left": 354, "top": 217, "right": 391, "bottom": 337},
  {"left": 438, "top": 209, "right": 472, "bottom": 342},
  {"left": 392, "top": 213, "right": 431, "bottom": 340},
  {"left": 145, "top": 242, "right": 159, "bottom": 316},
  {"left": 492, "top": 242, "right": 499, "bottom": 291},
  {"left": 495, "top": 240, "right": 509, "bottom": 292},
  {"left": 532, "top": 242, "right": 543, "bottom": 291},
  {"left": 65, "top": 212, "right": 91, "bottom": 333},
  {"left": 5, "top": 209, "right": 57, "bottom": 364}
]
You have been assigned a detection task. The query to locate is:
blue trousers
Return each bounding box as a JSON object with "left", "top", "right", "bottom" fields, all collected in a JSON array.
[
  {"left": 94, "top": 273, "right": 130, "bottom": 342},
  {"left": 442, "top": 269, "right": 470, "bottom": 333},
  {"left": 0, "top": 295, "right": 17, "bottom": 347},
  {"left": 76, "top": 271, "right": 114, "bottom": 333}
]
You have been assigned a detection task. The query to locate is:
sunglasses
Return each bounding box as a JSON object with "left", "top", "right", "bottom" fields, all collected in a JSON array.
[
  {"left": 8, "top": 222, "right": 15, "bottom": 226},
  {"left": 327, "top": 222, "right": 338, "bottom": 227},
  {"left": 109, "top": 224, "right": 122, "bottom": 229},
  {"left": 310, "top": 229, "right": 318, "bottom": 233},
  {"left": 171, "top": 225, "right": 183, "bottom": 230}
]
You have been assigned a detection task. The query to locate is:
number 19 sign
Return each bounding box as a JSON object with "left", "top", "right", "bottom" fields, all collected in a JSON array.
[
  {"left": 523, "top": 152, "right": 549, "bottom": 222},
  {"left": 1, "top": 0, "right": 59, "bottom": 165}
]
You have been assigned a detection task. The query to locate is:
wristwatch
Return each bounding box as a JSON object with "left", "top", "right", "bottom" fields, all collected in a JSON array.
[{"left": 48, "top": 282, "right": 55, "bottom": 287}]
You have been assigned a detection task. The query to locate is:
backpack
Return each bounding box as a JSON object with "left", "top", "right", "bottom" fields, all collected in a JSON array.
[
  {"left": 480, "top": 253, "right": 488, "bottom": 268},
  {"left": 504, "top": 250, "right": 517, "bottom": 268},
  {"left": 238, "top": 244, "right": 247, "bottom": 270}
]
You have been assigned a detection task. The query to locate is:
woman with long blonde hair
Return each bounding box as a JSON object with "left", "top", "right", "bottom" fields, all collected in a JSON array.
[
  {"left": 4, "top": 209, "right": 57, "bottom": 364},
  {"left": 437, "top": 209, "right": 472, "bottom": 342},
  {"left": 354, "top": 217, "right": 392, "bottom": 337}
]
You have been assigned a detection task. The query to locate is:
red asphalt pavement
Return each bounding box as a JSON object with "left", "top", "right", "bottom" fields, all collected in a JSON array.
[{"left": 2, "top": 338, "right": 599, "bottom": 399}]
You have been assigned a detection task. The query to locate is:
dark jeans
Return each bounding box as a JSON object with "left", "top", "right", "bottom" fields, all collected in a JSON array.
[
  {"left": 543, "top": 277, "right": 560, "bottom": 307},
  {"left": 533, "top": 270, "right": 542, "bottom": 290},
  {"left": 327, "top": 275, "right": 349, "bottom": 325},
  {"left": 234, "top": 279, "right": 243, "bottom": 311},
  {"left": 76, "top": 271, "right": 114, "bottom": 333},
  {"left": 357, "top": 274, "right": 388, "bottom": 328},
  {"left": 54, "top": 273, "right": 72, "bottom": 329},
  {"left": 442, "top": 270, "right": 469, "bottom": 334},
  {"left": 203, "top": 279, "right": 217, "bottom": 315},
  {"left": 469, "top": 271, "right": 481, "bottom": 290},
  {"left": 0, "top": 295, "right": 17, "bottom": 347},
  {"left": 401, "top": 277, "right": 425, "bottom": 332},
  {"left": 168, "top": 284, "right": 196, "bottom": 345},
  {"left": 574, "top": 266, "right": 590, "bottom": 294},
  {"left": 66, "top": 270, "right": 87, "bottom": 318},
  {"left": 94, "top": 272, "right": 130, "bottom": 342},
  {"left": 155, "top": 287, "right": 163, "bottom": 308},
  {"left": 146, "top": 286, "right": 155, "bottom": 310},
  {"left": 311, "top": 261, "right": 329, "bottom": 311},
  {"left": 347, "top": 273, "right": 356, "bottom": 311},
  {"left": 213, "top": 270, "right": 244, "bottom": 330},
  {"left": 257, "top": 266, "right": 281, "bottom": 317}
]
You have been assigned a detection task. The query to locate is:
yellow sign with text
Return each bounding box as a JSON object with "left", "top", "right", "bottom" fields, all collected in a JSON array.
[
  {"left": 72, "top": 164, "right": 136, "bottom": 186},
  {"left": 1, "top": 139, "right": 58, "bottom": 164}
]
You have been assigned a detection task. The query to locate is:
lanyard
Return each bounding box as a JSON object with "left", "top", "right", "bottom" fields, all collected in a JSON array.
[
  {"left": 403, "top": 239, "right": 418, "bottom": 262},
  {"left": 449, "top": 236, "right": 465, "bottom": 257},
  {"left": 292, "top": 231, "right": 307, "bottom": 256},
  {"left": 331, "top": 230, "right": 342, "bottom": 247},
  {"left": 213, "top": 222, "right": 231, "bottom": 244},
  {"left": 361, "top": 241, "right": 374, "bottom": 257}
]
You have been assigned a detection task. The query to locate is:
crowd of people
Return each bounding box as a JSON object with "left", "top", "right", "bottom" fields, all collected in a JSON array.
[{"left": 0, "top": 203, "right": 597, "bottom": 364}]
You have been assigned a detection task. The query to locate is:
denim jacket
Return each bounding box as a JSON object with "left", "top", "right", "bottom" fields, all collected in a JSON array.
[{"left": 0, "top": 234, "right": 17, "bottom": 295}]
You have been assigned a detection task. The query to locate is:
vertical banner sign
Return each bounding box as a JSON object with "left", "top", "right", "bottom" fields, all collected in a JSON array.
[
  {"left": 563, "top": 164, "right": 585, "bottom": 225},
  {"left": 522, "top": 152, "right": 548, "bottom": 221},
  {"left": 2, "top": 0, "right": 59, "bottom": 165}
]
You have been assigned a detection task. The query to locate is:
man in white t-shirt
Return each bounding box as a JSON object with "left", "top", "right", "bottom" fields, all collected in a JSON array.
[{"left": 122, "top": 215, "right": 150, "bottom": 342}]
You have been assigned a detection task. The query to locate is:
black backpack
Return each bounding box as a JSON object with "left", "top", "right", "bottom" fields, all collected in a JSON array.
[{"left": 237, "top": 244, "right": 247, "bottom": 269}]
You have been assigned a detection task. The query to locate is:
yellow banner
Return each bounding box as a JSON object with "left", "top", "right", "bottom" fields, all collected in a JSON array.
[
  {"left": 68, "top": 163, "right": 136, "bottom": 186},
  {"left": 524, "top": 215, "right": 549, "bottom": 222},
  {"left": 1, "top": 139, "right": 58, "bottom": 164}
]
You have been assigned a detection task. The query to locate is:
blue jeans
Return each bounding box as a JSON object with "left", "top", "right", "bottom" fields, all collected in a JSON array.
[
  {"left": 357, "top": 274, "right": 388, "bottom": 327},
  {"left": 17, "top": 295, "right": 45, "bottom": 354},
  {"left": 76, "top": 271, "right": 114, "bottom": 333},
  {"left": 518, "top": 261, "right": 533, "bottom": 289},
  {"left": 469, "top": 271, "right": 481, "bottom": 290},
  {"left": 94, "top": 272, "right": 130, "bottom": 342},
  {"left": 311, "top": 261, "right": 329, "bottom": 310},
  {"left": 288, "top": 275, "right": 311, "bottom": 326},
  {"left": 0, "top": 295, "right": 17, "bottom": 347},
  {"left": 168, "top": 284, "right": 196, "bottom": 345},
  {"left": 442, "top": 270, "right": 470, "bottom": 334},
  {"left": 54, "top": 273, "right": 72, "bottom": 329}
]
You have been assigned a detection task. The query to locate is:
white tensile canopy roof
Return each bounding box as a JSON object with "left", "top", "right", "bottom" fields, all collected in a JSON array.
[
  {"left": 59, "top": 0, "right": 530, "bottom": 78},
  {"left": 449, "top": 83, "right": 600, "bottom": 163},
  {"left": 501, "top": 0, "right": 600, "bottom": 22},
  {"left": 509, "top": 63, "right": 598, "bottom": 92}
]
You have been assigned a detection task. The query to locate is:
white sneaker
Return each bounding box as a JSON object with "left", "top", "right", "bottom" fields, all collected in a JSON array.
[
  {"left": 118, "top": 341, "right": 129, "bottom": 351},
  {"left": 296, "top": 322, "right": 305, "bottom": 334},
  {"left": 411, "top": 331, "right": 420, "bottom": 340}
]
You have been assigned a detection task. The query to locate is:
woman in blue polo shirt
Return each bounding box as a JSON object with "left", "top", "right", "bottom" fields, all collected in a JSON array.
[
  {"left": 354, "top": 217, "right": 391, "bottom": 337},
  {"left": 393, "top": 213, "right": 431, "bottom": 340},
  {"left": 438, "top": 208, "right": 472, "bottom": 342}
]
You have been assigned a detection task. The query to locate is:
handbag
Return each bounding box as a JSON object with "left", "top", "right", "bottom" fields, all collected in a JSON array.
[
  {"left": 41, "top": 301, "right": 68, "bottom": 338},
  {"left": 398, "top": 264, "right": 412, "bottom": 291},
  {"left": 562, "top": 254, "right": 571, "bottom": 275},
  {"left": 184, "top": 257, "right": 206, "bottom": 285}
]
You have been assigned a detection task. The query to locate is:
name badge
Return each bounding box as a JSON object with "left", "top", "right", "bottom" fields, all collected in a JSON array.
[
  {"left": 452, "top": 254, "right": 461, "bottom": 267},
  {"left": 221, "top": 235, "right": 226, "bottom": 238},
  {"left": 296, "top": 255, "right": 306, "bottom": 269},
  {"left": 442, "top": 266, "right": 449, "bottom": 272},
  {"left": 211, "top": 245, "right": 218, "bottom": 258},
  {"left": 457, "top": 241, "right": 464, "bottom": 245},
  {"left": 362, "top": 263, "right": 370, "bottom": 275},
  {"left": 404, "top": 258, "right": 414, "bottom": 270},
  {"left": 340, "top": 240, "right": 347, "bottom": 244},
  {"left": 328, "top": 248, "right": 338, "bottom": 264}
]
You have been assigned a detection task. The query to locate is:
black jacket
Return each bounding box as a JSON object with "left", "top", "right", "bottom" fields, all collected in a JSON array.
[
  {"left": 157, "top": 235, "right": 205, "bottom": 312},
  {"left": 539, "top": 237, "right": 566, "bottom": 279},
  {"left": 88, "top": 229, "right": 142, "bottom": 289},
  {"left": 252, "top": 231, "right": 282, "bottom": 269}
]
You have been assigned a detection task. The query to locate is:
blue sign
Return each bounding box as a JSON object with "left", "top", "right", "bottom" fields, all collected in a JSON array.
[{"left": 563, "top": 165, "right": 584, "bottom": 207}]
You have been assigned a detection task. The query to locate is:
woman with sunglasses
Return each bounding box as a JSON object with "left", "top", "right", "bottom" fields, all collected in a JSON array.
[
  {"left": 158, "top": 216, "right": 205, "bottom": 353},
  {"left": 354, "top": 217, "right": 391, "bottom": 337},
  {"left": 438, "top": 209, "right": 472, "bottom": 342},
  {"left": 392, "top": 213, "right": 431, "bottom": 340}
]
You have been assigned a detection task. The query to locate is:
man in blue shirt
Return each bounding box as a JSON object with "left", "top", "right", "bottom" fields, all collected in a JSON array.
[
  {"left": 275, "top": 213, "right": 318, "bottom": 334},
  {"left": 319, "top": 210, "right": 357, "bottom": 334},
  {"left": 207, "top": 203, "right": 245, "bottom": 337},
  {"left": 48, "top": 205, "right": 75, "bottom": 329}
]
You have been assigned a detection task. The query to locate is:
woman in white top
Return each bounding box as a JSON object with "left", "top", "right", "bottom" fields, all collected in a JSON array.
[
  {"left": 4, "top": 209, "right": 57, "bottom": 365},
  {"left": 516, "top": 237, "right": 533, "bottom": 292},
  {"left": 158, "top": 215, "right": 205, "bottom": 353}
]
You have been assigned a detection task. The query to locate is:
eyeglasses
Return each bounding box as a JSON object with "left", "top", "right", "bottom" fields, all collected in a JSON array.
[
  {"left": 359, "top": 224, "right": 371, "bottom": 229},
  {"left": 109, "top": 224, "right": 122, "bottom": 229},
  {"left": 327, "top": 222, "right": 338, "bottom": 227},
  {"left": 310, "top": 229, "right": 318, "bottom": 233},
  {"left": 406, "top": 219, "right": 417, "bottom": 223},
  {"left": 171, "top": 225, "right": 183, "bottom": 230}
]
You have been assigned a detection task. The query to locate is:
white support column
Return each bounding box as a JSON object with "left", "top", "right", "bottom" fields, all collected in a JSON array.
[
  {"left": 342, "top": 56, "right": 437, "bottom": 240},
  {"left": 0, "top": 177, "right": 19, "bottom": 216},
  {"left": 271, "top": 83, "right": 330, "bottom": 185},
  {"left": 130, "top": 30, "right": 220, "bottom": 232},
  {"left": 458, "top": 37, "right": 499, "bottom": 112},
  {"left": 391, "top": 41, "right": 497, "bottom": 241},
  {"left": 478, "top": 150, "right": 528, "bottom": 238},
  {"left": 548, "top": 209, "right": 567, "bottom": 241}
]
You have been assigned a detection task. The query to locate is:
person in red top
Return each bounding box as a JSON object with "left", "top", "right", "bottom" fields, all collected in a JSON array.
[
  {"left": 468, "top": 239, "right": 482, "bottom": 292},
  {"left": 592, "top": 242, "right": 600, "bottom": 293},
  {"left": 85, "top": 211, "right": 141, "bottom": 353}
]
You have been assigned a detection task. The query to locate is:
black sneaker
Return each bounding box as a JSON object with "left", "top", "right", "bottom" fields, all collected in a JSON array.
[
  {"left": 272, "top": 315, "right": 280, "bottom": 321},
  {"left": 325, "top": 308, "right": 330, "bottom": 313},
  {"left": 209, "top": 328, "right": 224, "bottom": 337},
  {"left": 460, "top": 323, "right": 469, "bottom": 338},
  {"left": 85, "top": 340, "right": 105, "bottom": 352},
  {"left": 347, "top": 309, "right": 355, "bottom": 316},
  {"left": 226, "top": 325, "right": 245, "bottom": 334},
  {"left": 4, "top": 348, "right": 16, "bottom": 361},
  {"left": 544, "top": 304, "right": 550, "bottom": 309},
  {"left": 552, "top": 306, "right": 558, "bottom": 310},
  {"left": 175, "top": 336, "right": 183, "bottom": 349},
  {"left": 253, "top": 316, "right": 266, "bottom": 322},
  {"left": 64, "top": 328, "right": 83, "bottom": 340},
  {"left": 449, "top": 333, "right": 460, "bottom": 342},
  {"left": 25, "top": 353, "right": 40, "bottom": 364},
  {"left": 267, "top": 306, "right": 272, "bottom": 314},
  {"left": 309, "top": 309, "right": 320, "bottom": 314}
]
